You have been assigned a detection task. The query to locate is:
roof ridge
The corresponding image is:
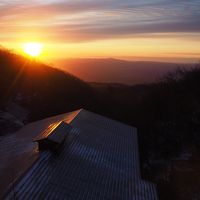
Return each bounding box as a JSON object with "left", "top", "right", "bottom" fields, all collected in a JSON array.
[{"left": 68, "top": 108, "right": 84, "bottom": 124}]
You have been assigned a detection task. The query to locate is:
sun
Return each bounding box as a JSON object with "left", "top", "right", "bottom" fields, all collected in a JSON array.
[{"left": 23, "top": 42, "right": 43, "bottom": 57}]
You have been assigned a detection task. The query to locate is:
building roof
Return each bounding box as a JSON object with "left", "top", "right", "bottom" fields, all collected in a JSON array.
[
  {"left": 3, "top": 109, "right": 158, "bottom": 200},
  {"left": 0, "top": 109, "right": 80, "bottom": 198}
]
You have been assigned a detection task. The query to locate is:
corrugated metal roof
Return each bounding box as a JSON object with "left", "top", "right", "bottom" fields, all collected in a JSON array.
[
  {"left": 0, "top": 109, "right": 81, "bottom": 199},
  {"left": 4, "top": 109, "right": 158, "bottom": 200}
]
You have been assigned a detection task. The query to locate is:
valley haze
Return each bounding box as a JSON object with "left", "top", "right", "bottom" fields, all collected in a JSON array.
[{"left": 56, "top": 58, "right": 193, "bottom": 85}]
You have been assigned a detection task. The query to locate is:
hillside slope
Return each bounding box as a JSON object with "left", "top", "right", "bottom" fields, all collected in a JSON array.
[{"left": 0, "top": 50, "right": 94, "bottom": 124}]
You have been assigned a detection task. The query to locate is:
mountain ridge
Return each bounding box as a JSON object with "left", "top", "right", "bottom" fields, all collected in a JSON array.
[
  {"left": 56, "top": 58, "right": 193, "bottom": 85},
  {"left": 0, "top": 49, "right": 94, "bottom": 122}
]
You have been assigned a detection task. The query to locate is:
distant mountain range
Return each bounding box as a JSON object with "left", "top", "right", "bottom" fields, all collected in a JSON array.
[{"left": 56, "top": 58, "right": 192, "bottom": 85}]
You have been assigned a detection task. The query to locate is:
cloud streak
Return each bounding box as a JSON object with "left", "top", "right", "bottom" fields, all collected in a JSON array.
[{"left": 0, "top": 0, "right": 200, "bottom": 42}]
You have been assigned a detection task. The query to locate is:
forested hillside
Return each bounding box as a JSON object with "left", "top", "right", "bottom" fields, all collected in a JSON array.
[{"left": 0, "top": 50, "right": 95, "bottom": 122}]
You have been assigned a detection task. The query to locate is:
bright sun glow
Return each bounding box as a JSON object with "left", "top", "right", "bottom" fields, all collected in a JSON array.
[{"left": 23, "top": 42, "right": 43, "bottom": 57}]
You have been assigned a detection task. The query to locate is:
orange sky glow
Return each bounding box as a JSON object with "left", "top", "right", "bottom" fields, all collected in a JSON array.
[{"left": 1, "top": 0, "right": 200, "bottom": 63}]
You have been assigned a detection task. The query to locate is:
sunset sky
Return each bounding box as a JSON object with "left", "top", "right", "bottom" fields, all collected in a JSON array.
[{"left": 1, "top": 0, "right": 200, "bottom": 63}]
